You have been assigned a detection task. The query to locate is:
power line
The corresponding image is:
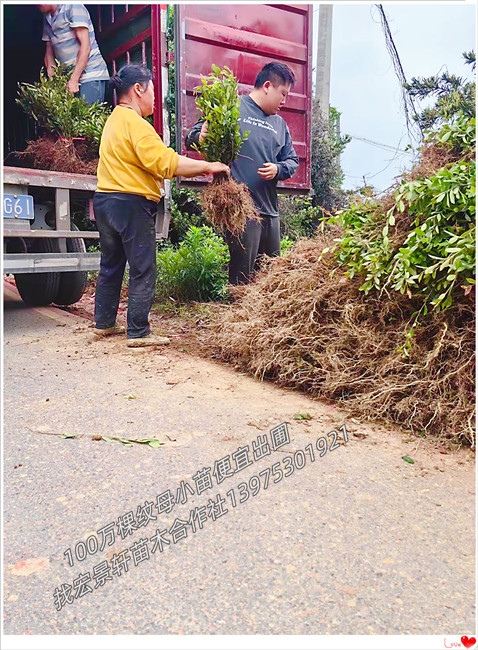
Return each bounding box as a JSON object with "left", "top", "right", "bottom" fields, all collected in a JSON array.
[
  {"left": 375, "top": 4, "right": 423, "bottom": 143},
  {"left": 348, "top": 133, "right": 414, "bottom": 155}
]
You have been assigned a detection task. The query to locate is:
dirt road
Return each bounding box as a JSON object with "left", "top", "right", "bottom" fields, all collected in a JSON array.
[{"left": 3, "top": 282, "right": 475, "bottom": 636}]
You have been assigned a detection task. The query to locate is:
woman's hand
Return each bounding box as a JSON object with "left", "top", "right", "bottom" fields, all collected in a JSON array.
[
  {"left": 175, "top": 156, "right": 230, "bottom": 178},
  {"left": 199, "top": 121, "right": 209, "bottom": 143},
  {"left": 207, "top": 162, "right": 230, "bottom": 176}
]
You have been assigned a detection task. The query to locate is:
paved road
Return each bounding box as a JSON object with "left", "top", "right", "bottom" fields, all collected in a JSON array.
[{"left": 3, "top": 284, "right": 475, "bottom": 636}]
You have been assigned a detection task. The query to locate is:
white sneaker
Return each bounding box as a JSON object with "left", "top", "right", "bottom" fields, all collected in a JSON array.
[
  {"left": 93, "top": 325, "right": 126, "bottom": 337},
  {"left": 127, "top": 333, "right": 170, "bottom": 348}
]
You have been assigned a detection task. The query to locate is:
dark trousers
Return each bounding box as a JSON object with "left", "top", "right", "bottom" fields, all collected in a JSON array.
[
  {"left": 226, "top": 215, "right": 280, "bottom": 285},
  {"left": 93, "top": 192, "right": 157, "bottom": 339}
]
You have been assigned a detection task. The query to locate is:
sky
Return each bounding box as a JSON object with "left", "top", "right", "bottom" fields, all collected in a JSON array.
[{"left": 315, "top": 1, "right": 476, "bottom": 191}]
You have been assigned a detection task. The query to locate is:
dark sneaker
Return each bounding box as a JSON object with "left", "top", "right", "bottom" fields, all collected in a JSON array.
[{"left": 126, "top": 333, "right": 170, "bottom": 348}]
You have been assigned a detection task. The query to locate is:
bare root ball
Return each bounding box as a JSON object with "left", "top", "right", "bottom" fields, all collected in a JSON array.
[
  {"left": 201, "top": 178, "right": 261, "bottom": 236},
  {"left": 207, "top": 236, "right": 475, "bottom": 447},
  {"left": 21, "top": 136, "right": 98, "bottom": 175}
]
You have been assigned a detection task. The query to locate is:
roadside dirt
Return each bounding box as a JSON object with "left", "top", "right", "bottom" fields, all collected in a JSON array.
[
  {"left": 3, "top": 279, "right": 475, "bottom": 634},
  {"left": 64, "top": 279, "right": 474, "bottom": 456}
]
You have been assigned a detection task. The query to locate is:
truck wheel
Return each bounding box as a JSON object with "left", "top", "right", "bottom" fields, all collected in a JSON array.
[
  {"left": 54, "top": 228, "right": 88, "bottom": 306},
  {"left": 14, "top": 238, "right": 60, "bottom": 307}
]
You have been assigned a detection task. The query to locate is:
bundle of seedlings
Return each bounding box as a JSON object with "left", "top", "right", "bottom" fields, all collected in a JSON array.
[
  {"left": 207, "top": 111, "right": 476, "bottom": 447},
  {"left": 192, "top": 65, "right": 260, "bottom": 236},
  {"left": 208, "top": 235, "right": 474, "bottom": 447},
  {"left": 16, "top": 62, "right": 111, "bottom": 174}
]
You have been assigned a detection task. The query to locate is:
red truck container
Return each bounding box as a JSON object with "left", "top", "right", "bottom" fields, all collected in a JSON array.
[
  {"left": 3, "top": 4, "right": 312, "bottom": 306},
  {"left": 175, "top": 4, "right": 312, "bottom": 190}
]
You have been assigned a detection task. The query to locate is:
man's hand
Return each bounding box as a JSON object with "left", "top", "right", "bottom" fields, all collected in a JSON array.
[
  {"left": 199, "top": 121, "right": 209, "bottom": 143},
  {"left": 207, "top": 162, "right": 230, "bottom": 176},
  {"left": 44, "top": 41, "right": 56, "bottom": 78},
  {"left": 67, "top": 26, "right": 90, "bottom": 96},
  {"left": 257, "top": 162, "right": 278, "bottom": 180},
  {"left": 66, "top": 78, "right": 80, "bottom": 95}
]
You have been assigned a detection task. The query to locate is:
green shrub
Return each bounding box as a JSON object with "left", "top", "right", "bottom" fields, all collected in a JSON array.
[
  {"left": 156, "top": 226, "right": 229, "bottom": 303},
  {"left": 279, "top": 195, "right": 324, "bottom": 240},
  {"left": 331, "top": 113, "right": 475, "bottom": 331},
  {"left": 192, "top": 65, "right": 249, "bottom": 166},
  {"left": 280, "top": 236, "right": 295, "bottom": 254},
  {"left": 168, "top": 185, "right": 207, "bottom": 244},
  {"left": 16, "top": 62, "right": 111, "bottom": 153}
]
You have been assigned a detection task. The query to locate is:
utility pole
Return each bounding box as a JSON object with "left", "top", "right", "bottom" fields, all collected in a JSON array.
[{"left": 315, "top": 4, "right": 333, "bottom": 119}]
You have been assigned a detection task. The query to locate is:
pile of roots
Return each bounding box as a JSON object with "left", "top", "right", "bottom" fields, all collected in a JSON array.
[
  {"left": 201, "top": 177, "right": 261, "bottom": 236},
  {"left": 208, "top": 235, "right": 475, "bottom": 446},
  {"left": 20, "top": 135, "right": 98, "bottom": 175}
]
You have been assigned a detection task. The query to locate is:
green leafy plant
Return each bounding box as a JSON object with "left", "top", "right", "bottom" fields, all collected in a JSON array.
[
  {"left": 169, "top": 185, "right": 206, "bottom": 244},
  {"left": 156, "top": 225, "right": 229, "bottom": 303},
  {"left": 310, "top": 102, "right": 351, "bottom": 213},
  {"left": 192, "top": 64, "right": 249, "bottom": 166},
  {"left": 280, "top": 236, "right": 294, "bottom": 254},
  {"left": 16, "top": 62, "right": 111, "bottom": 152},
  {"left": 191, "top": 65, "right": 260, "bottom": 235},
  {"left": 331, "top": 112, "right": 475, "bottom": 347},
  {"left": 279, "top": 195, "right": 325, "bottom": 240},
  {"left": 279, "top": 101, "right": 350, "bottom": 240}
]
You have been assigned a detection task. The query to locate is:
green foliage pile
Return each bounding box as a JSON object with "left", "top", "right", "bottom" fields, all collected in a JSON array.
[
  {"left": 332, "top": 113, "right": 475, "bottom": 349},
  {"left": 192, "top": 65, "right": 248, "bottom": 166},
  {"left": 155, "top": 226, "right": 229, "bottom": 303},
  {"left": 16, "top": 62, "right": 111, "bottom": 153},
  {"left": 207, "top": 55, "right": 475, "bottom": 445}
]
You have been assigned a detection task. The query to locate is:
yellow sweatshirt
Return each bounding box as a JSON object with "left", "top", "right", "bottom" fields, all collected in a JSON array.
[{"left": 96, "top": 106, "right": 179, "bottom": 202}]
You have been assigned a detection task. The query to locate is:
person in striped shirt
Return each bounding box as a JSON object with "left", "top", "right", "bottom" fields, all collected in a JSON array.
[{"left": 38, "top": 4, "right": 110, "bottom": 104}]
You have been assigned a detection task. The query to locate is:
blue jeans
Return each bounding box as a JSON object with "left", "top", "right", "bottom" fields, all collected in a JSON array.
[
  {"left": 93, "top": 192, "right": 158, "bottom": 339},
  {"left": 79, "top": 80, "right": 106, "bottom": 104}
]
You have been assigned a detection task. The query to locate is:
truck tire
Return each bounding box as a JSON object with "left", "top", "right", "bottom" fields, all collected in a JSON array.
[
  {"left": 14, "top": 238, "right": 61, "bottom": 307},
  {"left": 54, "top": 228, "right": 88, "bottom": 306}
]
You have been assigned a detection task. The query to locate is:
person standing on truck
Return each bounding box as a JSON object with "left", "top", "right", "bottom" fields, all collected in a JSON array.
[
  {"left": 38, "top": 4, "right": 109, "bottom": 104},
  {"left": 94, "top": 64, "right": 230, "bottom": 347},
  {"left": 186, "top": 62, "right": 299, "bottom": 285}
]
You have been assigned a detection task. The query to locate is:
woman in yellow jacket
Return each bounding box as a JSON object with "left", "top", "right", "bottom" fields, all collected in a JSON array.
[{"left": 93, "top": 64, "right": 229, "bottom": 347}]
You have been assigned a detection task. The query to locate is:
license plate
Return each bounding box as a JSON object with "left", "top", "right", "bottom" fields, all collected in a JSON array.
[{"left": 3, "top": 194, "right": 34, "bottom": 220}]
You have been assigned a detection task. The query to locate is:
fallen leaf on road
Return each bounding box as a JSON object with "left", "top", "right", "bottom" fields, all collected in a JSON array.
[
  {"left": 293, "top": 413, "right": 312, "bottom": 420},
  {"left": 402, "top": 456, "right": 414, "bottom": 464},
  {"left": 106, "top": 549, "right": 122, "bottom": 562},
  {"left": 9, "top": 557, "right": 49, "bottom": 576},
  {"left": 342, "top": 586, "right": 356, "bottom": 596}
]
